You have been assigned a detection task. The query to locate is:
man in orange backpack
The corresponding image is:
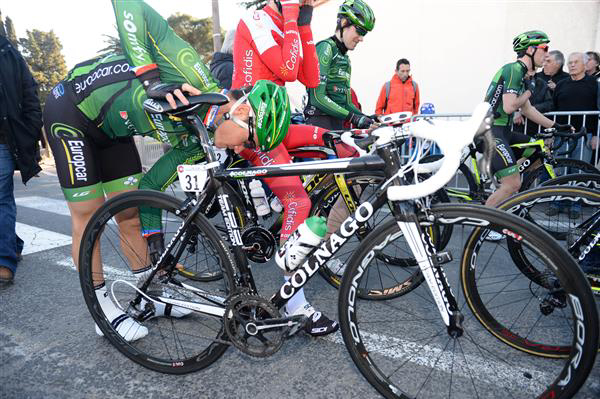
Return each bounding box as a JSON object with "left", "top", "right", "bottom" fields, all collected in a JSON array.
[{"left": 375, "top": 58, "right": 420, "bottom": 115}]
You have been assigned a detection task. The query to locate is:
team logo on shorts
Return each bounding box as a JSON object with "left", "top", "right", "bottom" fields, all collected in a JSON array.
[
  {"left": 120, "top": 111, "right": 128, "bottom": 120},
  {"left": 124, "top": 176, "right": 138, "bottom": 185}
]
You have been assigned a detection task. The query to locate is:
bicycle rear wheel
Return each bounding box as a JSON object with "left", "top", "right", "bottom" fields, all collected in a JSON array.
[
  {"left": 79, "top": 190, "right": 235, "bottom": 374},
  {"left": 339, "top": 204, "right": 598, "bottom": 398},
  {"left": 521, "top": 158, "right": 600, "bottom": 191}
]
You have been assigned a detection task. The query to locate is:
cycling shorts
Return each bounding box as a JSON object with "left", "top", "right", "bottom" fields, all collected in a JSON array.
[
  {"left": 44, "top": 87, "right": 142, "bottom": 202},
  {"left": 487, "top": 125, "right": 533, "bottom": 180}
]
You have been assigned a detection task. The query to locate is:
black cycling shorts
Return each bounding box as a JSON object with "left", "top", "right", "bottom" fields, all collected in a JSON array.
[
  {"left": 487, "top": 125, "right": 532, "bottom": 179},
  {"left": 44, "top": 85, "right": 142, "bottom": 202}
]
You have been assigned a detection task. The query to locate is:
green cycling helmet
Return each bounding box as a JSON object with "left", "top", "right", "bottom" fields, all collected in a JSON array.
[
  {"left": 246, "top": 80, "right": 291, "bottom": 152},
  {"left": 512, "top": 30, "right": 550, "bottom": 52},
  {"left": 338, "top": 0, "right": 375, "bottom": 33}
]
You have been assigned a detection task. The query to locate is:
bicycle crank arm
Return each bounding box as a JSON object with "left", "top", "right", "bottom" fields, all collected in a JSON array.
[{"left": 245, "top": 315, "right": 306, "bottom": 335}]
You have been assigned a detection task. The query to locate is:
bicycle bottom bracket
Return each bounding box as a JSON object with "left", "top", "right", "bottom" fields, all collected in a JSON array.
[
  {"left": 241, "top": 227, "right": 276, "bottom": 263},
  {"left": 224, "top": 293, "right": 284, "bottom": 357}
]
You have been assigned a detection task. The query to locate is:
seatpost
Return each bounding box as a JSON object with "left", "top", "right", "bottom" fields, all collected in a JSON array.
[{"left": 187, "top": 114, "right": 218, "bottom": 164}]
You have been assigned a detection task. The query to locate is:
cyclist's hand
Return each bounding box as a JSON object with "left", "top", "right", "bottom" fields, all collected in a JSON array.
[
  {"left": 524, "top": 77, "right": 536, "bottom": 94},
  {"left": 553, "top": 122, "right": 574, "bottom": 133},
  {"left": 513, "top": 112, "right": 524, "bottom": 125},
  {"left": 349, "top": 113, "right": 376, "bottom": 129},
  {"left": 297, "top": 4, "right": 313, "bottom": 25}
]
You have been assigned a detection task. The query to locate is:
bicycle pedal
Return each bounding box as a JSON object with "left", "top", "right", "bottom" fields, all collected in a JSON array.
[
  {"left": 434, "top": 251, "right": 452, "bottom": 264},
  {"left": 284, "top": 315, "right": 308, "bottom": 338}
]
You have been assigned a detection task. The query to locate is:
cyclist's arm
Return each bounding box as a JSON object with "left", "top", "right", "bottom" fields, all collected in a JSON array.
[
  {"left": 308, "top": 41, "right": 352, "bottom": 119},
  {"left": 343, "top": 89, "right": 363, "bottom": 116},
  {"left": 296, "top": 25, "right": 319, "bottom": 88},
  {"left": 239, "top": 8, "right": 303, "bottom": 83},
  {"left": 520, "top": 100, "right": 555, "bottom": 129},
  {"left": 111, "top": 0, "right": 154, "bottom": 68},
  {"left": 502, "top": 91, "right": 531, "bottom": 115}
]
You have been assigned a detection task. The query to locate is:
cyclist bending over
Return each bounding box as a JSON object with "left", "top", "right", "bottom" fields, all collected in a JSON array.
[{"left": 483, "top": 30, "right": 572, "bottom": 208}]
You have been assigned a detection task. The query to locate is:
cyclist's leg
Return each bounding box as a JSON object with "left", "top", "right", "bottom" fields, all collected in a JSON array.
[
  {"left": 485, "top": 126, "right": 522, "bottom": 207},
  {"left": 240, "top": 145, "right": 310, "bottom": 243}
]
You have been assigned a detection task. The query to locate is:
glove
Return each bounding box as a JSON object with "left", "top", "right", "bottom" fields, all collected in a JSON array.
[
  {"left": 348, "top": 113, "right": 375, "bottom": 129},
  {"left": 147, "top": 233, "right": 165, "bottom": 265},
  {"left": 553, "top": 122, "right": 573, "bottom": 133},
  {"left": 524, "top": 77, "right": 536, "bottom": 94},
  {"left": 297, "top": 5, "right": 313, "bottom": 26}
]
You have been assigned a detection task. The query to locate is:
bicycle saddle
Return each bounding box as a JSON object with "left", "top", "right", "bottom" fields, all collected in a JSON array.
[{"left": 142, "top": 93, "right": 229, "bottom": 115}]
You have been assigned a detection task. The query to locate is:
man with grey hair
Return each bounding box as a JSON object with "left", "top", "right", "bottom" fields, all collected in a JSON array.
[
  {"left": 535, "top": 50, "right": 569, "bottom": 93},
  {"left": 210, "top": 29, "right": 236, "bottom": 89}
]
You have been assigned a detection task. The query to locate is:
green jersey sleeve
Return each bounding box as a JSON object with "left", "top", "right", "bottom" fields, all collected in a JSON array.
[
  {"left": 308, "top": 41, "right": 351, "bottom": 120},
  {"left": 502, "top": 62, "right": 526, "bottom": 95}
]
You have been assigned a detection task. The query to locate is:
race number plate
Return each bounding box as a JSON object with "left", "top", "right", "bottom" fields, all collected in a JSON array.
[{"left": 176, "top": 162, "right": 219, "bottom": 193}]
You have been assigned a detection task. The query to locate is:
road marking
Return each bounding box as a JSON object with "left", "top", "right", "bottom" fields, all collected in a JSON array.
[
  {"left": 324, "top": 330, "right": 549, "bottom": 394},
  {"left": 56, "top": 257, "right": 134, "bottom": 281},
  {"left": 16, "top": 222, "right": 71, "bottom": 255},
  {"left": 16, "top": 196, "right": 71, "bottom": 216}
]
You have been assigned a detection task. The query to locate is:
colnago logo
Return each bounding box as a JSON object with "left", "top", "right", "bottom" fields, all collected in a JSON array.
[
  {"left": 229, "top": 169, "right": 268, "bottom": 178},
  {"left": 74, "top": 63, "right": 130, "bottom": 94},
  {"left": 579, "top": 232, "right": 600, "bottom": 261},
  {"left": 279, "top": 202, "right": 374, "bottom": 300},
  {"left": 243, "top": 50, "right": 254, "bottom": 84},
  {"left": 67, "top": 140, "right": 88, "bottom": 181},
  {"left": 122, "top": 11, "right": 146, "bottom": 63},
  {"left": 256, "top": 101, "right": 268, "bottom": 128},
  {"left": 285, "top": 38, "right": 300, "bottom": 71}
]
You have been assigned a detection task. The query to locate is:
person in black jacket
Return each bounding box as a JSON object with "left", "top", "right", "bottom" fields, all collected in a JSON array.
[
  {"left": 209, "top": 29, "right": 235, "bottom": 90},
  {"left": 513, "top": 70, "right": 554, "bottom": 135},
  {"left": 535, "top": 50, "right": 569, "bottom": 94},
  {"left": 0, "top": 35, "right": 43, "bottom": 283}
]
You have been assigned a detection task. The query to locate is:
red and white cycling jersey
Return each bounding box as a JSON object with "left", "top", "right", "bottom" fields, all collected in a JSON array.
[{"left": 232, "top": 6, "right": 319, "bottom": 88}]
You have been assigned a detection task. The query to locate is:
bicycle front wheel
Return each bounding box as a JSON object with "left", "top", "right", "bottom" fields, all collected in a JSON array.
[
  {"left": 79, "top": 190, "right": 235, "bottom": 374},
  {"left": 339, "top": 204, "right": 598, "bottom": 399},
  {"left": 522, "top": 158, "right": 600, "bottom": 191}
]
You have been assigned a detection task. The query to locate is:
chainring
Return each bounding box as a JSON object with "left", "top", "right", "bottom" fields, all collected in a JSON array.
[
  {"left": 224, "top": 293, "right": 284, "bottom": 357},
  {"left": 241, "top": 226, "right": 277, "bottom": 263}
]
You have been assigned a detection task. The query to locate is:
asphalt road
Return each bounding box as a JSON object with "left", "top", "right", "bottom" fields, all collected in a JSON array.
[{"left": 1, "top": 164, "right": 599, "bottom": 399}]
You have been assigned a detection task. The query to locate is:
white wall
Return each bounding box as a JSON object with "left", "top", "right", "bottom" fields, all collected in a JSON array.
[{"left": 285, "top": 0, "right": 600, "bottom": 114}]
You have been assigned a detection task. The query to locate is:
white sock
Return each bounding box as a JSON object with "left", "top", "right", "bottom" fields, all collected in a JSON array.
[
  {"left": 94, "top": 284, "right": 148, "bottom": 342},
  {"left": 284, "top": 276, "right": 309, "bottom": 314}
]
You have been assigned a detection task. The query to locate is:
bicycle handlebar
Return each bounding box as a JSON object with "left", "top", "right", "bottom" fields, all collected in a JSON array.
[
  {"left": 534, "top": 126, "right": 587, "bottom": 140},
  {"left": 386, "top": 103, "right": 493, "bottom": 201}
]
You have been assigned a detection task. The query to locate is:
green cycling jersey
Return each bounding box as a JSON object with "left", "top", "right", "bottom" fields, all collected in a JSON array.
[
  {"left": 484, "top": 61, "right": 528, "bottom": 126},
  {"left": 306, "top": 36, "right": 363, "bottom": 120}
]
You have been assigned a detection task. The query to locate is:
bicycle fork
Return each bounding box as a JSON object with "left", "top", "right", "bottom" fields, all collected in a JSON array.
[{"left": 394, "top": 205, "right": 464, "bottom": 336}]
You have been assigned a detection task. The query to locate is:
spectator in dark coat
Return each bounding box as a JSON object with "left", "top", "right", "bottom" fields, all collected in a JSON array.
[
  {"left": 209, "top": 29, "right": 235, "bottom": 90},
  {"left": 514, "top": 70, "right": 554, "bottom": 135},
  {"left": 535, "top": 50, "right": 569, "bottom": 93},
  {"left": 0, "top": 35, "right": 43, "bottom": 283},
  {"left": 553, "top": 52, "right": 599, "bottom": 164}
]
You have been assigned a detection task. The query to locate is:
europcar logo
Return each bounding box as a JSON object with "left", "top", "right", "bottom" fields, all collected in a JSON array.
[{"left": 256, "top": 102, "right": 267, "bottom": 128}]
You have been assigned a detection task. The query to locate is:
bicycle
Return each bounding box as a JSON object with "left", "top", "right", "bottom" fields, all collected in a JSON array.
[
  {"left": 422, "top": 127, "right": 599, "bottom": 203},
  {"left": 79, "top": 96, "right": 598, "bottom": 398}
]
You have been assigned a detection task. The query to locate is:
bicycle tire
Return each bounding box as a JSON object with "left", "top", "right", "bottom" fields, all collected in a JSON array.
[
  {"left": 540, "top": 173, "right": 600, "bottom": 191},
  {"left": 79, "top": 190, "right": 236, "bottom": 374},
  {"left": 521, "top": 158, "right": 600, "bottom": 191},
  {"left": 311, "top": 173, "right": 438, "bottom": 299},
  {"left": 339, "top": 204, "right": 598, "bottom": 398}
]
